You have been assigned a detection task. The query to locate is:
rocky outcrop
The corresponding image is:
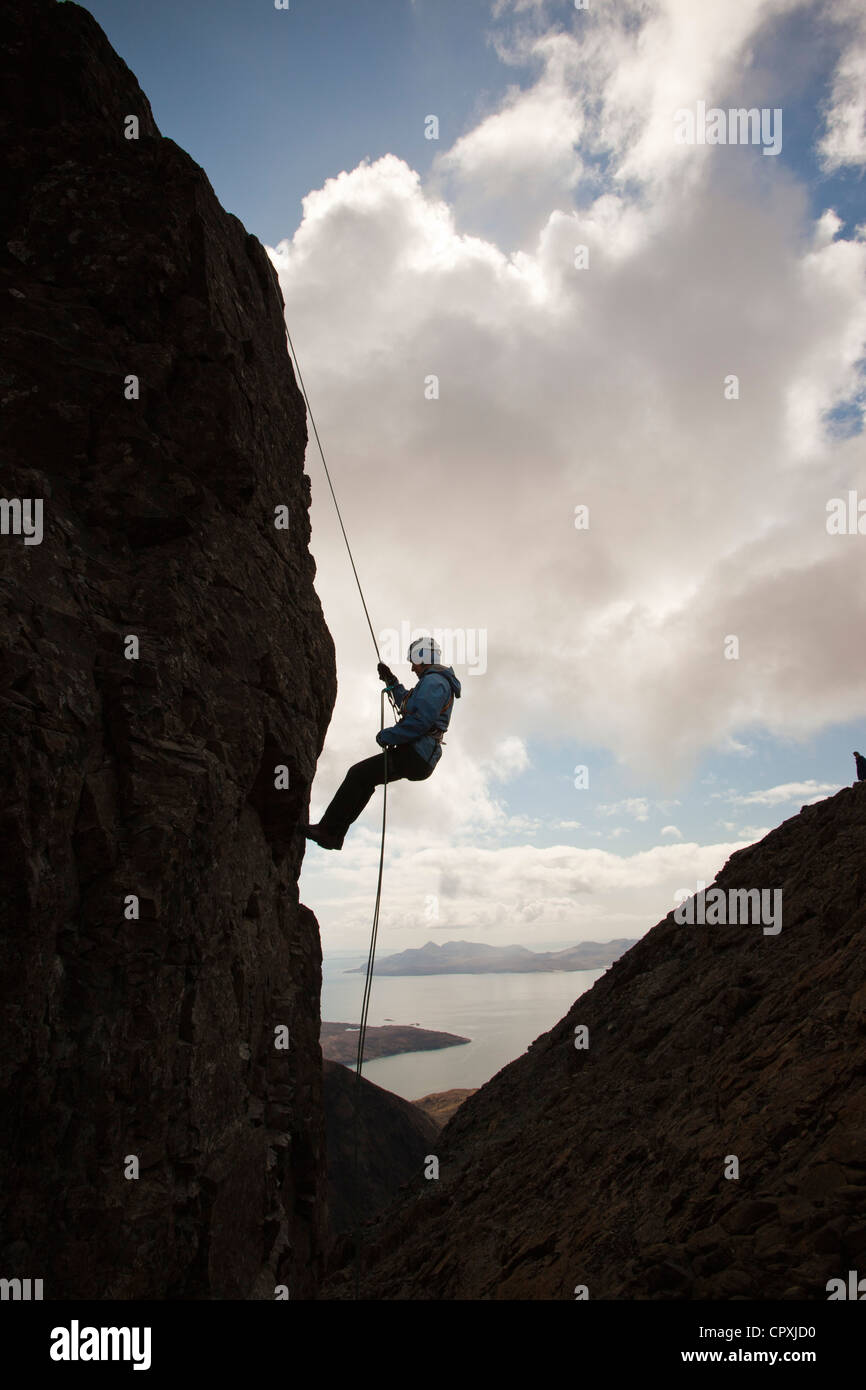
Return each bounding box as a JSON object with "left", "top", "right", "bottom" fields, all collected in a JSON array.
[
  {"left": 325, "top": 783, "right": 866, "bottom": 1299},
  {"left": 0, "top": 0, "right": 335, "bottom": 1298},
  {"left": 322, "top": 1061, "right": 439, "bottom": 1246},
  {"left": 413, "top": 1089, "right": 478, "bottom": 1129}
]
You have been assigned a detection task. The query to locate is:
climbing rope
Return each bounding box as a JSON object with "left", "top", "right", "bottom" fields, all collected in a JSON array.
[
  {"left": 284, "top": 322, "right": 393, "bottom": 680},
  {"left": 282, "top": 320, "right": 392, "bottom": 1299},
  {"left": 350, "top": 690, "right": 389, "bottom": 1299}
]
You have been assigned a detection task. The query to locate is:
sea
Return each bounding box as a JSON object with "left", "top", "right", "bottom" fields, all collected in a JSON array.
[{"left": 321, "top": 951, "right": 602, "bottom": 1102}]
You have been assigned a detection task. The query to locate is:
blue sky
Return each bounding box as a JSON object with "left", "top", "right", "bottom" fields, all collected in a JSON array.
[
  {"left": 84, "top": 0, "right": 515, "bottom": 243},
  {"left": 85, "top": 0, "right": 866, "bottom": 240},
  {"left": 78, "top": 0, "right": 866, "bottom": 950}
]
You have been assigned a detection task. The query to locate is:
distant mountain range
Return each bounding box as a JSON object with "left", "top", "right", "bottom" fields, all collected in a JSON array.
[{"left": 348, "top": 938, "right": 637, "bottom": 976}]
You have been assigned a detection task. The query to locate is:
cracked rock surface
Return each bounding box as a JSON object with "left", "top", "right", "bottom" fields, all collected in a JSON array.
[{"left": 1, "top": 0, "right": 335, "bottom": 1299}]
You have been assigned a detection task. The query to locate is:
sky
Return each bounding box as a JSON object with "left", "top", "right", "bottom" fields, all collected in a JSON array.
[{"left": 82, "top": 0, "right": 866, "bottom": 952}]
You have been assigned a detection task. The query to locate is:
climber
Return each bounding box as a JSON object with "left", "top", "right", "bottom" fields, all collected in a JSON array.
[
  {"left": 854, "top": 751, "right": 866, "bottom": 782},
  {"left": 303, "top": 636, "right": 461, "bottom": 849}
]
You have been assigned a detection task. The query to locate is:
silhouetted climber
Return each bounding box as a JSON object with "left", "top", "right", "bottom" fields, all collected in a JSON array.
[
  {"left": 854, "top": 751, "right": 866, "bottom": 782},
  {"left": 303, "top": 636, "right": 461, "bottom": 849}
]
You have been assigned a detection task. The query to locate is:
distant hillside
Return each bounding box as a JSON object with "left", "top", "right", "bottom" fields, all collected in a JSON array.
[
  {"left": 321, "top": 1021, "right": 470, "bottom": 1064},
  {"left": 413, "top": 1089, "right": 478, "bottom": 1129},
  {"left": 325, "top": 783, "right": 866, "bottom": 1299},
  {"left": 348, "top": 938, "right": 637, "bottom": 975},
  {"left": 322, "top": 1060, "right": 438, "bottom": 1243}
]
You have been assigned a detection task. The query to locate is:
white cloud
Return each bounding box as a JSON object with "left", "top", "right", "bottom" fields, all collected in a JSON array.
[
  {"left": 661, "top": 824, "right": 683, "bottom": 838},
  {"left": 819, "top": 3, "right": 866, "bottom": 171},
  {"left": 485, "top": 0, "right": 807, "bottom": 203},
  {"left": 437, "top": 48, "right": 584, "bottom": 192},
  {"left": 486, "top": 735, "right": 530, "bottom": 781},
  {"left": 269, "top": 0, "right": 866, "bottom": 937},
  {"left": 270, "top": 148, "right": 866, "bottom": 794},
  {"left": 598, "top": 798, "right": 651, "bottom": 821},
  {"left": 728, "top": 781, "right": 839, "bottom": 806},
  {"left": 302, "top": 828, "right": 752, "bottom": 949}
]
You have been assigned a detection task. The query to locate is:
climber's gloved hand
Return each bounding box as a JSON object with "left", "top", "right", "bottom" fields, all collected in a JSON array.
[{"left": 377, "top": 662, "right": 397, "bottom": 685}]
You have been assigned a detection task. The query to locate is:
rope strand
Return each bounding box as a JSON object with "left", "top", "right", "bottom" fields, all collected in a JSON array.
[
  {"left": 352, "top": 692, "right": 389, "bottom": 1300},
  {"left": 284, "top": 322, "right": 384, "bottom": 664}
]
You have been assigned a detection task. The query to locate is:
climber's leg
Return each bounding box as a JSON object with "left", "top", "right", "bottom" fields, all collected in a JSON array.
[{"left": 310, "top": 745, "right": 433, "bottom": 846}]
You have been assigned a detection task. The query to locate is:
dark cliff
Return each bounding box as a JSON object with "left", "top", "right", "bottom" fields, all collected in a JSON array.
[
  {"left": 0, "top": 0, "right": 335, "bottom": 1297},
  {"left": 325, "top": 783, "right": 866, "bottom": 1299}
]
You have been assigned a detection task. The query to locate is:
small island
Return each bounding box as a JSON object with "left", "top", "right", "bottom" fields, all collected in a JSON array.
[{"left": 321, "top": 1021, "right": 471, "bottom": 1064}]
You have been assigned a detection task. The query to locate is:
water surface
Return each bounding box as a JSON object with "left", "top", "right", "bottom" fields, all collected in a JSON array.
[{"left": 322, "top": 953, "right": 601, "bottom": 1101}]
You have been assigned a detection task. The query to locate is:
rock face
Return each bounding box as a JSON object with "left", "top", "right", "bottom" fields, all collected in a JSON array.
[
  {"left": 0, "top": 0, "right": 335, "bottom": 1298},
  {"left": 326, "top": 784, "right": 866, "bottom": 1299},
  {"left": 322, "top": 1061, "right": 439, "bottom": 1246}
]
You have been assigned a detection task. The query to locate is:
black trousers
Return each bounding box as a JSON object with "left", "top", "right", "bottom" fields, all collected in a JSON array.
[{"left": 320, "top": 743, "right": 435, "bottom": 837}]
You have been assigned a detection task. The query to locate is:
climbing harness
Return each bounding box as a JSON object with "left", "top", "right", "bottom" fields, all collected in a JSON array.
[{"left": 283, "top": 321, "right": 393, "bottom": 1300}]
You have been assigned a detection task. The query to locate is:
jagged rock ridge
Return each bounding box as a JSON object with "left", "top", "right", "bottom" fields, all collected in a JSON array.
[
  {"left": 0, "top": 0, "right": 335, "bottom": 1298},
  {"left": 325, "top": 784, "right": 866, "bottom": 1299}
]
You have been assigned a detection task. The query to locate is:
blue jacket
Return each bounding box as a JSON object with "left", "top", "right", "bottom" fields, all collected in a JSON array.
[{"left": 376, "top": 664, "right": 461, "bottom": 768}]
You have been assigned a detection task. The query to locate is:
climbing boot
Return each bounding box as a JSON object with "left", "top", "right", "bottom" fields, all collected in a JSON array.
[{"left": 302, "top": 823, "right": 344, "bottom": 850}]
